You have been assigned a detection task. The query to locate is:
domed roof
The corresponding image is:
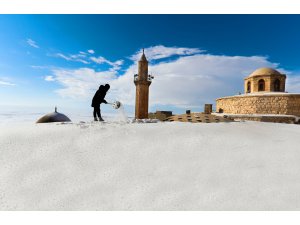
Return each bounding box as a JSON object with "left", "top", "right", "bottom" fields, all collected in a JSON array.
[
  {"left": 36, "top": 107, "right": 71, "bottom": 123},
  {"left": 248, "top": 67, "right": 282, "bottom": 77}
]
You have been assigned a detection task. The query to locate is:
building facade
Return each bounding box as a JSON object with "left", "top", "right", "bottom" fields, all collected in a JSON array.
[
  {"left": 216, "top": 68, "right": 300, "bottom": 122},
  {"left": 244, "top": 68, "right": 286, "bottom": 93}
]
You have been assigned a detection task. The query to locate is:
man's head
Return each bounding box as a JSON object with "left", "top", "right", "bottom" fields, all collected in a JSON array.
[{"left": 105, "top": 84, "right": 110, "bottom": 91}]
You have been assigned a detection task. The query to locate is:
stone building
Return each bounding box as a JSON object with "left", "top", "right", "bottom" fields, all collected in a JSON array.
[
  {"left": 244, "top": 68, "right": 286, "bottom": 93},
  {"left": 216, "top": 67, "right": 300, "bottom": 123},
  {"left": 134, "top": 49, "right": 154, "bottom": 119},
  {"left": 165, "top": 112, "right": 233, "bottom": 123},
  {"left": 149, "top": 111, "right": 173, "bottom": 121}
]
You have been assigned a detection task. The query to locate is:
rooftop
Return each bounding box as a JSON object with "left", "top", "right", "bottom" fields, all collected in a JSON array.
[{"left": 248, "top": 67, "right": 283, "bottom": 78}]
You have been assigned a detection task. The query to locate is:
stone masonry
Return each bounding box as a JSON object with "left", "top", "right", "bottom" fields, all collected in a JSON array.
[
  {"left": 216, "top": 93, "right": 300, "bottom": 116},
  {"left": 134, "top": 49, "right": 152, "bottom": 119}
]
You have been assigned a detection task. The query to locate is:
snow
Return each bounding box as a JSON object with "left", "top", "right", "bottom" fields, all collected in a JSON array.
[{"left": 0, "top": 121, "right": 300, "bottom": 210}]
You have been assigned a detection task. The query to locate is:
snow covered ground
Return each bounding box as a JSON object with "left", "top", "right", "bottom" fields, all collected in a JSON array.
[{"left": 0, "top": 120, "right": 300, "bottom": 210}]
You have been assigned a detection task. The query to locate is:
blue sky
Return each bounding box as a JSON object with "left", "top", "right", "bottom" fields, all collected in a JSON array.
[{"left": 1, "top": 15, "right": 300, "bottom": 116}]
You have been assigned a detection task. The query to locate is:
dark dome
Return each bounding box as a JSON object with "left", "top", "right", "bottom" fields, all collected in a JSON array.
[{"left": 36, "top": 107, "right": 71, "bottom": 123}]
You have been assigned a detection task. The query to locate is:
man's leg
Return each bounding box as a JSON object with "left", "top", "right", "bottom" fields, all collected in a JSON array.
[
  {"left": 96, "top": 107, "right": 104, "bottom": 121},
  {"left": 93, "top": 107, "right": 98, "bottom": 121}
]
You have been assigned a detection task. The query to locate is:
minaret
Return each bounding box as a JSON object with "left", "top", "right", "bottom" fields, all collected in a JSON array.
[{"left": 134, "top": 49, "right": 153, "bottom": 119}]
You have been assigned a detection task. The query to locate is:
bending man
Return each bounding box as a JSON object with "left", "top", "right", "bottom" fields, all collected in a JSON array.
[{"left": 91, "top": 84, "right": 110, "bottom": 121}]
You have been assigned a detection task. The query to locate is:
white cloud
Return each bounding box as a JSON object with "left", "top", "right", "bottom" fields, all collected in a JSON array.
[
  {"left": 51, "top": 68, "right": 117, "bottom": 99},
  {"left": 56, "top": 53, "right": 71, "bottom": 61},
  {"left": 31, "top": 65, "right": 48, "bottom": 69},
  {"left": 90, "top": 56, "right": 107, "bottom": 64},
  {"left": 54, "top": 50, "right": 123, "bottom": 70},
  {"left": 0, "top": 80, "right": 16, "bottom": 86},
  {"left": 55, "top": 53, "right": 89, "bottom": 64},
  {"left": 45, "top": 75, "right": 55, "bottom": 82},
  {"left": 148, "top": 54, "right": 278, "bottom": 108},
  {"left": 90, "top": 56, "right": 123, "bottom": 71},
  {"left": 286, "top": 73, "right": 300, "bottom": 94},
  {"left": 70, "top": 53, "right": 86, "bottom": 59},
  {"left": 47, "top": 45, "right": 292, "bottom": 111},
  {"left": 130, "top": 45, "right": 204, "bottom": 61},
  {"left": 26, "top": 39, "right": 39, "bottom": 48}
]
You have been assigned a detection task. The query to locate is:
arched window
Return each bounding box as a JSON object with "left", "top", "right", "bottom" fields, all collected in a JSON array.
[
  {"left": 274, "top": 79, "right": 280, "bottom": 92},
  {"left": 247, "top": 81, "right": 251, "bottom": 93},
  {"left": 258, "top": 79, "right": 265, "bottom": 91}
]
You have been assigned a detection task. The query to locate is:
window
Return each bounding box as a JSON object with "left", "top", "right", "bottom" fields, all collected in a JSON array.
[
  {"left": 247, "top": 81, "right": 251, "bottom": 93},
  {"left": 274, "top": 79, "right": 280, "bottom": 92},
  {"left": 258, "top": 79, "right": 265, "bottom": 91}
]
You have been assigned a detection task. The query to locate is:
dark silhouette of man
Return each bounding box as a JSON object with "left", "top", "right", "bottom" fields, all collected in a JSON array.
[{"left": 91, "top": 84, "right": 110, "bottom": 121}]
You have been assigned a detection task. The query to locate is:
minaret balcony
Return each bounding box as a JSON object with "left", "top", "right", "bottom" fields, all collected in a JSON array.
[{"left": 134, "top": 79, "right": 152, "bottom": 86}]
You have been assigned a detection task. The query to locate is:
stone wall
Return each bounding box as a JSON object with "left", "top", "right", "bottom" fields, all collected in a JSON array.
[
  {"left": 216, "top": 93, "right": 300, "bottom": 116},
  {"left": 223, "top": 115, "right": 298, "bottom": 124},
  {"left": 165, "top": 113, "right": 233, "bottom": 123},
  {"left": 149, "top": 111, "right": 173, "bottom": 121}
]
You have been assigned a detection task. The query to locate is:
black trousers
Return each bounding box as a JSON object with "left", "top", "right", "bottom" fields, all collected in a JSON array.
[{"left": 93, "top": 106, "right": 102, "bottom": 119}]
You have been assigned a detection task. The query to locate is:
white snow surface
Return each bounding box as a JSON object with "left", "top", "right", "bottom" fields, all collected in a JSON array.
[{"left": 0, "top": 121, "right": 300, "bottom": 210}]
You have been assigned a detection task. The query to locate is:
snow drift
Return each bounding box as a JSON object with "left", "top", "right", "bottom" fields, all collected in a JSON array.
[{"left": 0, "top": 121, "right": 300, "bottom": 210}]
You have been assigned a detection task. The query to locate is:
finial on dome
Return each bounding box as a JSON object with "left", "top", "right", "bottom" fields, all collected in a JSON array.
[
  {"left": 55, "top": 106, "right": 57, "bottom": 113},
  {"left": 142, "top": 48, "right": 144, "bottom": 54}
]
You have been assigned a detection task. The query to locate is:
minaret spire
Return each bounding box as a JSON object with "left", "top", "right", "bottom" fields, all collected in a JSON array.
[{"left": 140, "top": 48, "right": 147, "bottom": 62}]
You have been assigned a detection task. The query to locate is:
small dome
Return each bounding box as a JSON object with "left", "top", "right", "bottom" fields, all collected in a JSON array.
[
  {"left": 36, "top": 107, "right": 71, "bottom": 123},
  {"left": 248, "top": 67, "right": 282, "bottom": 77}
]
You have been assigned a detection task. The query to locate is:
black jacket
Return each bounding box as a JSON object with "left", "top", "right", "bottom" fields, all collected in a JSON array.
[{"left": 91, "top": 86, "right": 108, "bottom": 107}]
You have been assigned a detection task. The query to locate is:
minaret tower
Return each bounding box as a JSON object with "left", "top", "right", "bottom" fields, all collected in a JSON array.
[{"left": 134, "top": 49, "right": 154, "bottom": 119}]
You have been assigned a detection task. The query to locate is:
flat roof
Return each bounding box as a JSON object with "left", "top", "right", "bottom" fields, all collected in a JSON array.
[{"left": 216, "top": 92, "right": 300, "bottom": 100}]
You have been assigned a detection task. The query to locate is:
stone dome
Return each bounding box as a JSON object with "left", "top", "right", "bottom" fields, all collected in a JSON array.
[
  {"left": 244, "top": 67, "right": 286, "bottom": 93},
  {"left": 248, "top": 67, "right": 282, "bottom": 77},
  {"left": 36, "top": 107, "right": 71, "bottom": 123}
]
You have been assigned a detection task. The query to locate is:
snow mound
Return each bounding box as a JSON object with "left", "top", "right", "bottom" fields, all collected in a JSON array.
[{"left": 0, "top": 121, "right": 300, "bottom": 210}]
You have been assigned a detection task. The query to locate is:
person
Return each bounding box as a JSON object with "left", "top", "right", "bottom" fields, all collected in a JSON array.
[{"left": 91, "top": 84, "right": 110, "bottom": 121}]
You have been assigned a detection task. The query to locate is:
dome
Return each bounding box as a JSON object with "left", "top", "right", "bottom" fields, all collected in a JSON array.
[
  {"left": 36, "top": 107, "right": 71, "bottom": 123},
  {"left": 248, "top": 67, "right": 282, "bottom": 77}
]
